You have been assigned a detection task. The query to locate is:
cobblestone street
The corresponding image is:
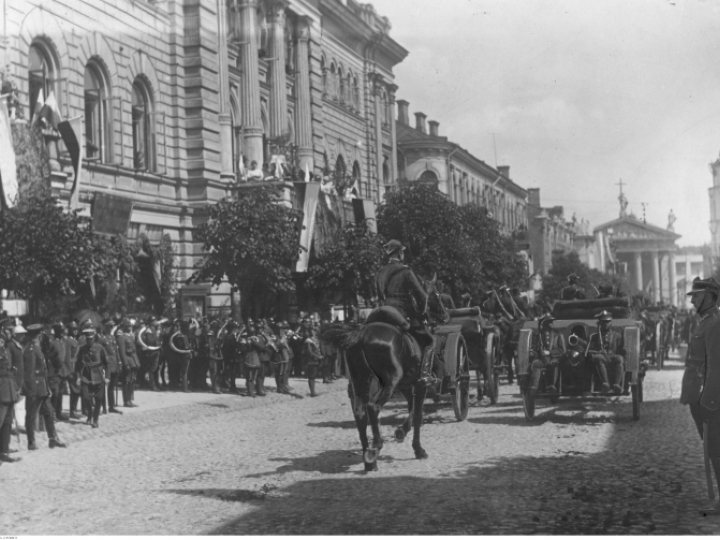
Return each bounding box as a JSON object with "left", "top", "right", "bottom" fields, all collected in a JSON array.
[{"left": 2, "top": 349, "right": 719, "bottom": 535}]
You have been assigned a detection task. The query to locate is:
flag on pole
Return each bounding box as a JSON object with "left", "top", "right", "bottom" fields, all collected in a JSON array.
[
  {"left": 0, "top": 99, "right": 18, "bottom": 209},
  {"left": 31, "top": 88, "right": 44, "bottom": 127},
  {"left": 57, "top": 116, "right": 84, "bottom": 209},
  {"left": 38, "top": 91, "right": 62, "bottom": 130}
]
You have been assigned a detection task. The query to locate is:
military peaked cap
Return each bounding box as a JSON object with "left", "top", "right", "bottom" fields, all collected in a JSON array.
[
  {"left": 567, "top": 273, "right": 579, "bottom": 283},
  {"left": 26, "top": 323, "right": 45, "bottom": 333},
  {"left": 81, "top": 320, "right": 96, "bottom": 334},
  {"left": 687, "top": 276, "right": 720, "bottom": 296},
  {"left": 538, "top": 313, "right": 555, "bottom": 327},
  {"left": 384, "top": 239, "right": 405, "bottom": 256},
  {"left": 595, "top": 310, "right": 613, "bottom": 322}
]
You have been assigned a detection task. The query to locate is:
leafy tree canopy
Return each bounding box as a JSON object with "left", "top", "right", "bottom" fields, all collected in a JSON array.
[{"left": 192, "top": 185, "right": 304, "bottom": 297}]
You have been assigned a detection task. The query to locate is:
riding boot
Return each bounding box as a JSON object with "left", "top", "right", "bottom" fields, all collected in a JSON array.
[
  {"left": 246, "top": 380, "right": 256, "bottom": 398},
  {"left": 275, "top": 375, "right": 286, "bottom": 394},
  {"left": 256, "top": 376, "right": 266, "bottom": 397},
  {"left": 419, "top": 346, "right": 438, "bottom": 387},
  {"left": 309, "top": 378, "right": 318, "bottom": 397},
  {"left": 283, "top": 370, "right": 293, "bottom": 393}
]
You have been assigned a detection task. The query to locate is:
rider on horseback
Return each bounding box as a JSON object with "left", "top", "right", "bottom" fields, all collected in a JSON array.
[{"left": 376, "top": 239, "right": 438, "bottom": 387}]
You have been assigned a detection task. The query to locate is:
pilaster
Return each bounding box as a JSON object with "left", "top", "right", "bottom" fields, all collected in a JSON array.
[
  {"left": 217, "top": 0, "right": 234, "bottom": 180},
  {"left": 388, "top": 84, "right": 398, "bottom": 183},
  {"left": 268, "top": 0, "right": 288, "bottom": 140},
  {"left": 239, "top": 0, "right": 263, "bottom": 166},
  {"left": 295, "top": 16, "right": 313, "bottom": 171}
]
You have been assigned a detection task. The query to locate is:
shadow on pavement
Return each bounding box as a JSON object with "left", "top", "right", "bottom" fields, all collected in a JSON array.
[{"left": 167, "top": 394, "right": 718, "bottom": 535}]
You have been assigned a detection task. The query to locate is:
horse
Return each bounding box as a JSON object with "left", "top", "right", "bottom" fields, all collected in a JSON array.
[{"left": 320, "top": 275, "right": 448, "bottom": 472}]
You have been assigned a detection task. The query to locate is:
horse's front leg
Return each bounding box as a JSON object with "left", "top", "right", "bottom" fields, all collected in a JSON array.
[
  {"left": 395, "top": 387, "right": 414, "bottom": 443},
  {"left": 411, "top": 384, "right": 428, "bottom": 459}
]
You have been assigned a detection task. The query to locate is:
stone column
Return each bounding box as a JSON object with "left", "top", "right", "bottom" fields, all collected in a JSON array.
[
  {"left": 295, "top": 17, "right": 313, "bottom": 171},
  {"left": 373, "top": 76, "right": 383, "bottom": 200},
  {"left": 651, "top": 250, "right": 661, "bottom": 302},
  {"left": 388, "top": 84, "right": 398, "bottom": 183},
  {"left": 268, "top": 0, "right": 288, "bottom": 140},
  {"left": 668, "top": 251, "right": 677, "bottom": 306},
  {"left": 239, "top": 0, "right": 263, "bottom": 166},
  {"left": 634, "top": 251, "right": 644, "bottom": 292},
  {"left": 217, "top": 0, "right": 234, "bottom": 180}
]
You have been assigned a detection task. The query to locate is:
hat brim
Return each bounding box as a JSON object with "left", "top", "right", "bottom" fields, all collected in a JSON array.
[{"left": 687, "top": 288, "right": 711, "bottom": 296}]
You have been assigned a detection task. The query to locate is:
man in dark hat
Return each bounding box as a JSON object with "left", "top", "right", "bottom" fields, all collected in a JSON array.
[
  {"left": 0, "top": 317, "right": 21, "bottom": 462},
  {"left": 561, "top": 273, "right": 587, "bottom": 301},
  {"left": 99, "top": 319, "right": 122, "bottom": 414},
  {"left": 116, "top": 319, "right": 140, "bottom": 407},
  {"left": 75, "top": 321, "right": 107, "bottom": 428},
  {"left": 680, "top": 276, "right": 720, "bottom": 514},
  {"left": 23, "top": 324, "right": 66, "bottom": 450},
  {"left": 528, "top": 314, "right": 565, "bottom": 395},
  {"left": 376, "top": 239, "right": 437, "bottom": 386},
  {"left": 585, "top": 310, "right": 625, "bottom": 394}
]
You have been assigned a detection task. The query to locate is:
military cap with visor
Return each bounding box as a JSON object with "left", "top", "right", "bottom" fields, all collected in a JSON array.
[
  {"left": 595, "top": 310, "right": 613, "bottom": 322},
  {"left": 383, "top": 239, "right": 406, "bottom": 256},
  {"left": 686, "top": 276, "right": 720, "bottom": 296}
]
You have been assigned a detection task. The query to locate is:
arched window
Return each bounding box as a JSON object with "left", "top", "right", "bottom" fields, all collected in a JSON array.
[
  {"left": 419, "top": 170, "right": 438, "bottom": 184},
  {"left": 352, "top": 75, "right": 359, "bottom": 110},
  {"left": 335, "top": 154, "right": 346, "bottom": 177},
  {"left": 320, "top": 57, "right": 327, "bottom": 97},
  {"left": 346, "top": 72, "right": 353, "bottom": 109},
  {"left": 131, "top": 77, "right": 155, "bottom": 171},
  {"left": 329, "top": 62, "right": 337, "bottom": 100},
  {"left": 28, "top": 42, "right": 59, "bottom": 119},
  {"left": 338, "top": 67, "right": 345, "bottom": 103},
  {"left": 352, "top": 160, "right": 362, "bottom": 198},
  {"left": 84, "top": 61, "right": 112, "bottom": 162}
]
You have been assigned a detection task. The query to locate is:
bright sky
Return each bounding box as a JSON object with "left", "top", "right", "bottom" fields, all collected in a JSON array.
[{"left": 371, "top": 0, "right": 720, "bottom": 246}]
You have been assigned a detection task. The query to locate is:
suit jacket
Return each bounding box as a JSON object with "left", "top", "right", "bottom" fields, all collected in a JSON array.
[
  {"left": 681, "top": 306, "right": 720, "bottom": 410},
  {"left": 0, "top": 340, "right": 19, "bottom": 403},
  {"left": 22, "top": 339, "right": 50, "bottom": 397},
  {"left": 116, "top": 332, "right": 140, "bottom": 369}
]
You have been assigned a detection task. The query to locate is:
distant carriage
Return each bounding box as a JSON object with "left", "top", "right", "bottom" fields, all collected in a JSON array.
[{"left": 517, "top": 297, "right": 645, "bottom": 422}]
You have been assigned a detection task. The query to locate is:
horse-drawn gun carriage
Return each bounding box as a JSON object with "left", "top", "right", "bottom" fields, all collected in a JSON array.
[
  {"left": 438, "top": 306, "right": 503, "bottom": 407},
  {"left": 517, "top": 297, "right": 644, "bottom": 422}
]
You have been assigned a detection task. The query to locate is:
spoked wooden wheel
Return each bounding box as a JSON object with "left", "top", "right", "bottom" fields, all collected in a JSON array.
[
  {"left": 484, "top": 333, "right": 498, "bottom": 405},
  {"left": 449, "top": 335, "right": 470, "bottom": 422}
]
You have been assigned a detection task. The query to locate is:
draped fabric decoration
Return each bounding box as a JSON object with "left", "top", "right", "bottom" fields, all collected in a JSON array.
[
  {"left": 0, "top": 100, "right": 18, "bottom": 209},
  {"left": 295, "top": 182, "right": 320, "bottom": 272},
  {"left": 57, "top": 116, "right": 84, "bottom": 209}
]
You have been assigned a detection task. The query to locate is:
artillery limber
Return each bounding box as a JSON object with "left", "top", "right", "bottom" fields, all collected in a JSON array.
[{"left": 517, "top": 298, "right": 645, "bottom": 422}]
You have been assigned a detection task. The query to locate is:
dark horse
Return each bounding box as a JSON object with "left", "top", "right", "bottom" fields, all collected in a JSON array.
[{"left": 321, "top": 276, "right": 448, "bottom": 471}]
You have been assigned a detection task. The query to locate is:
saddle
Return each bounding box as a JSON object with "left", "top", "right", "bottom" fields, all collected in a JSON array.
[{"left": 366, "top": 306, "right": 411, "bottom": 332}]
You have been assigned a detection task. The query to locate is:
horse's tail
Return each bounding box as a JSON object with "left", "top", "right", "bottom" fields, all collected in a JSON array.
[{"left": 319, "top": 322, "right": 366, "bottom": 349}]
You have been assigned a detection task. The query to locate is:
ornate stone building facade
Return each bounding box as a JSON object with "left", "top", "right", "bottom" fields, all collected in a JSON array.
[
  {"left": 395, "top": 101, "right": 528, "bottom": 236},
  {"left": 526, "top": 188, "right": 577, "bottom": 275},
  {"left": 2, "top": 0, "right": 406, "bottom": 315}
]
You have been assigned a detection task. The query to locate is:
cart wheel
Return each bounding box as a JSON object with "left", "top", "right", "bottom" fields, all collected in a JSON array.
[
  {"left": 450, "top": 336, "right": 470, "bottom": 422},
  {"left": 485, "top": 333, "right": 498, "bottom": 405},
  {"left": 550, "top": 371, "right": 561, "bottom": 405},
  {"left": 631, "top": 383, "right": 640, "bottom": 421},
  {"left": 523, "top": 387, "right": 536, "bottom": 421}
]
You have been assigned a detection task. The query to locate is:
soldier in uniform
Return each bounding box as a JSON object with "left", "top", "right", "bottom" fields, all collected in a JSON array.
[
  {"left": 75, "top": 321, "right": 108, "bottom": 428},
  {"left": 23, "top": 324, "right": 67, "bottom": 450},
  {"left": 561, "top": 273, "right": 587, "bottom": 300},
  {"left": 0, "top": 318, "right": 21, "bottom": 462},
  {"left": 256, "top": 320, "right": 273, "bottom": 396},
  {"left": 5, "top": 322, "right": 26, "bottom": 402},
  {"left": 116, "top": 319, "right": 140, "bottom": 407},
  {"left": 302, "top": 324, "right": 323, "bottom": 397},
  {"left": 528, "top": 314, "right": 565, "bottom": 394},
  {"left": 585, "top": 310, "right": 625, "bottom": 394},
  {"left": 138, "top": 316, "right": 161, "bottom": 391},
  {"left": 680, "top": 277, "right": 720, "bottom": 514},
  {"left": 272, "top": 322, "right": 293, "bottom": 394},
  {"left": 596, "top": 284, "right": 614, "bottom": 299},
  {"left": 242, "top": 322, "right": 262, "bottom": 397},
  {"left": 436, "top": 281, "right": 456, "bottom": 310},
  {"left": 221, "top": 320, "right": 240, "bottom": 393},
  {"left": 375, "top": 239, "right": 437, "bottom": 386},
  {"left": 64, "top": 321, "right": 82, "bottom": 419},
  {"left": 461, "top": 292, "right": 473, "bottom": 308},
  {"left": 169, "top": 320, "right": 193, "bottom": 392},
  {"left": 99, "top": 319, "right": 123, "bottom": 414},
  {"left": 202, "top": 320, "right": 223, "bottom": 394},
  {"left": 47, "top": 323, "right": 68, "bottom": 421}
]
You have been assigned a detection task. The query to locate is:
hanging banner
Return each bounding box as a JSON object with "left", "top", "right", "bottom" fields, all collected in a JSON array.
[
  {"left": 57, "top": 116, "right": 83, "bottom": 209},
  {"left": 91, "top": 193, "right": 133, "bottom": 236},
  {"left": 0, "top": 100, "right": 18, "bottom": 209},
  {"left": 295, "top": 182, "right": 320, "bottom": 273}
]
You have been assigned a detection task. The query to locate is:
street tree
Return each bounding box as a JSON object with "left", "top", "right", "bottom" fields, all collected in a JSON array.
[
  {"left": 191, "top": 185, "right": 304, "bottom": 317},
  {"left": 305, "top": 221, "right": 385, "bottom": 312}
]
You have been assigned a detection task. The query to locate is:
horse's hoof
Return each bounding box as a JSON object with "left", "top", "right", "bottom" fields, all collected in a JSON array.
[
  {"left": 394, "top": 427, "right": 406, "bottom": 442},
  {"left": 373, "top": 438, "right": 384, "bottom": 451},
  {"left": 414, "top": 448, "right": 429, "bottom": 460},
  {"left": 364, "top": 448, "right": 379, "bottom": 464}
]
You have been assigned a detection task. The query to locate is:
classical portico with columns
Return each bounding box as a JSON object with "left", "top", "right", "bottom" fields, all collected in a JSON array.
[{"left": 594, "top": 208, "right": 681, "bottom": 305}]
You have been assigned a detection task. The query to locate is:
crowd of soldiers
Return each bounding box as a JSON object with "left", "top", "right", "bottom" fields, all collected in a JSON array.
[{"left": 0, "top": 313, "right": 344, "bottom": 464}]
